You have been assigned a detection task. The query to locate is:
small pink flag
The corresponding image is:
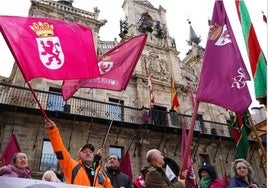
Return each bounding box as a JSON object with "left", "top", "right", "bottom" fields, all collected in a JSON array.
[
  {"left": 62, "top": 34, "right": 147, "bottom": 100},
  {"left": 0, "top": 134, "right": 21, "bottom": 165},
  {"left": 148, "top": 72, "right": 155, "bottom": 105}
]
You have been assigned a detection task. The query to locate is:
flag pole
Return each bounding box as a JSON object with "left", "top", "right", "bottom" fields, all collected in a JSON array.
[
  {"left": 26, "top": 82, "right": 49, "bottom": 121},
  {"left": 102, "top": 90, "right": 125, "bottom": 147},
  {"left": 248, "top": 114, "right": 266, "bottom": 170},
  {"left": 180, "top": 101, "right": 199, "bottom": 175}
]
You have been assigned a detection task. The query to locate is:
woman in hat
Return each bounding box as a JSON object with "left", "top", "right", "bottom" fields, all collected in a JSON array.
[{"left": 198, "top": 164, "right": 226, "bottom": 188}]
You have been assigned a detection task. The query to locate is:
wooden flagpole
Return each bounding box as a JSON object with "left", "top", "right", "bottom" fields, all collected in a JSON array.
[
  {"left": 26, "top": 82, "right": 49, "bottom": 121},
  {"left": 248, "top": 114, "right": 266, "bottom": 170}
]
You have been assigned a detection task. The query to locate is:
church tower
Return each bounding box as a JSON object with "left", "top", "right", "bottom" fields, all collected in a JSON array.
[{"left": 118, "top": 0, "right": 188, "bottom": 116}]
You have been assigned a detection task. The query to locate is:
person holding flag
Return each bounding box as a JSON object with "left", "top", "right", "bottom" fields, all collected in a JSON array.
[
  {"left": 144, "top": 149, "right": 187, "bottom": 188},
  {"left": 44, "top": 119, "right": 113, "bottom": 188}
]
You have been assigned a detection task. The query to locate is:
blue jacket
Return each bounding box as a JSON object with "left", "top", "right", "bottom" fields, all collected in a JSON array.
[{"left": 228, "top": 176, "right": 260, "bottom": 188}]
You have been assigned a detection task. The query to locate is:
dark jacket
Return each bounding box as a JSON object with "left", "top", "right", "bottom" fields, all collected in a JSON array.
[
  {"left": 106, "top": 167, "right": 132, "bottom": 188},
  {"left": 145, "top": 165, "right": 184, "bottom": 188},
  {"left": 228, "top": 175, "right": 260, "bottom": 188},
  {"left": 0, "top": 164, "right": 31, "bottom": 178},
  {"left": 198, "top": 165, "right": 226, "bottom": 188}
]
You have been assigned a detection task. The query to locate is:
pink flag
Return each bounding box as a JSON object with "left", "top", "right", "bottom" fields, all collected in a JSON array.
[
  {"left": 0, "top": 134, "right": 21, "bottom": 165},
  {"left": 196, "top": 1, "right": 252, "bottom": 115},
  {"left": 120, "top": 151, "right": 133, "bottom": 181},
  {"left": 148, "top": 72, "right": 155, "bottom": 105},
  {"left": 61, "top": 34, "right": 147, "bottom": 100},
  {"left": 0, "top": 16, "right": 99, "bottom": 81},
  {"left": 181, "top": 125, "right": 196, "bottom": 188}
]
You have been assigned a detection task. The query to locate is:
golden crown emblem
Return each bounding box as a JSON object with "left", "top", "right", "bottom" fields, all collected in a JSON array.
[
  {"left": 102, "top": 55, "right": 111, "bottom": 60},
  {"left": 30, "top": 21, "right": 54, "bottom": 37},
  {"left": 208, "top": 23, "right": 222, "bottom": 40}
]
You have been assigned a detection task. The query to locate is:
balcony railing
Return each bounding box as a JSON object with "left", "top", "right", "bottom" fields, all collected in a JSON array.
[{"left": 0, "top": 82, "right": 230, "bottom": 138}]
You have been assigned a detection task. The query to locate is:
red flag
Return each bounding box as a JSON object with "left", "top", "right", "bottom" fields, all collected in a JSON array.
[
  {"left": 196, "top": 1, "right": 252, "bottom": 115},
  {"left": 181, "top": 125, "right": 196, "bottom": 188},
  {"left": 262, "top": 11, "right": 267, "bottom": 23},
  {"left": 120, "top": 151, "right": 133, "bottom": 181},
  {"left": 230, "top": 111, "right": 251, "bottom": 159},
  {"left": 0, "top": 134, "right": 21, "bottom": 165},
  {"left": 61, "top": 34, "right": 147, "bottom": 100},
  {"left": 148, "top": 72, "right": 155, "bottom": 105},
  {"left": 171, "top": 77, "right": 179, "bottom": 110},
  {"left": 223, "top": 172, "right": 229, "bottom": 186},
  {"left": 0, "top": 16, "right": 99, "bottom": 82},
  {"left": 236, "top": 2, "right": 267, "bottom": 106}
]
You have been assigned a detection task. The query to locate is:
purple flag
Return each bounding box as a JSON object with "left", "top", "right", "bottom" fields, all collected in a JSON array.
[
  {"left": 181, "top": 125, "right": 196, "bottom": 188},
  {"left": 196, "top": 1, "right": 252, "bottom": 115}
]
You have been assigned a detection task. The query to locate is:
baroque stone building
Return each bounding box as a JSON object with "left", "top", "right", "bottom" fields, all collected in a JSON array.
[{"left": 0, "top": 0, "right": 266, "bottom": 185}]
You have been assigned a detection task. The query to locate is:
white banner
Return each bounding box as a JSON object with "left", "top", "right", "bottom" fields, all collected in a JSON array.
[{"left": 0, "top": 176, "right": 94, "bottom": 188}]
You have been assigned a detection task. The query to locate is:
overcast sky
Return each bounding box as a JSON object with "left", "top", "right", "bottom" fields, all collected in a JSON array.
[{"left": 0, "top": 0, "right": 267, "bottom": 107}]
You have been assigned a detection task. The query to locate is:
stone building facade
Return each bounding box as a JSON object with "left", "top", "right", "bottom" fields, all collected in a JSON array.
[{"left": 0, "top": 0, "right": 266, "bottom": 185}]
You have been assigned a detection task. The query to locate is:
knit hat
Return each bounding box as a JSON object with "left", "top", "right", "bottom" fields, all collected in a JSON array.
[{"left": 198, "top": 165, "right": 217, "bottom": 181}]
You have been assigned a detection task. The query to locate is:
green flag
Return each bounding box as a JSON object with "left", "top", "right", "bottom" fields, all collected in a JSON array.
[
  {"left": 230, "top": 111, "right": 251, "bottom": 159},
  {"left": 236, "top": 1, "right": 267, "bottom": 106}
]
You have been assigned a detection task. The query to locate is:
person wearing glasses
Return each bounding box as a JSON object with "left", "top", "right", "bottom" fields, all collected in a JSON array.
[
  {"left": 105, "top": 154, "right": 132, "bottom": 188},
  {"left": 0, "top": 152, "right": 31, "bottom": 178},
  {"left": 228, "top": 158, "right": 260, "bottom": 188}
]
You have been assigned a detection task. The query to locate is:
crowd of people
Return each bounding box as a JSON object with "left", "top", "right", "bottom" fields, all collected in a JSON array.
[{"left": 0, "top": 118, "right": 264, "bottom": 188}]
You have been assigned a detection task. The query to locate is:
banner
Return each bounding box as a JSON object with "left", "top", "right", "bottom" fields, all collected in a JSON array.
[
  {"left": 0, "top": 16, "right": 99, "bottom": 81},
  {"left": 196, "top": 1, "right": 252, "bottom": 115},
  {"left": 62, "top": 34, "right": 147, "bottom": 100},
  {"left": 0, "top": 176, "right": 93, "bottom": 188}
]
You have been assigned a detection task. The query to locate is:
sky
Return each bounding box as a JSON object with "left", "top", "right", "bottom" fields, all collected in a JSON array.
[{"left": 0, "top": 0, "right": 267, "bottom": 107}]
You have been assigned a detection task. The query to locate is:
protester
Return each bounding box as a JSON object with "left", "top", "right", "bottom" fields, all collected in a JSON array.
[
  {"left": 228, "top": 158, "right": 260, "bottom": 188},
  {"left": 42, "top": 170, "right": 62, "bottom": 182},
  {"left": 0, "top": 152, "right": 31, "bottom": 178},
  {"left": 144, "top": 149, "right": 186, "bottom": 188},
  {"left": 198, "top": 164, "right": 226, "bottom": 188},
  {"left": 44, "top": 119, "right": 113, "bottom": 188},
  {"left": 133, "top": 166, "right": 149, "bottom": 188},
  {"left": 105, "top": 154, "right": 132, "bottom": 188}
]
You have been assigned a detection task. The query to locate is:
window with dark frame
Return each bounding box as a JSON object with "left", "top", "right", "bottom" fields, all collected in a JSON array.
[
  {"left": 108, "top": 98, "right": 124, "bottom": 121},
  {"left": 39, "top": 139, "right": 59, "bottom": 172},
  {"left": 47, "top": 87, "right": 69, "bottom": 113},
  {"left": 109, "top": 146, "right": 123, "bottom": 160},
  {"left": 199, "top": 154, "right": 210, "bottom": 166}
]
